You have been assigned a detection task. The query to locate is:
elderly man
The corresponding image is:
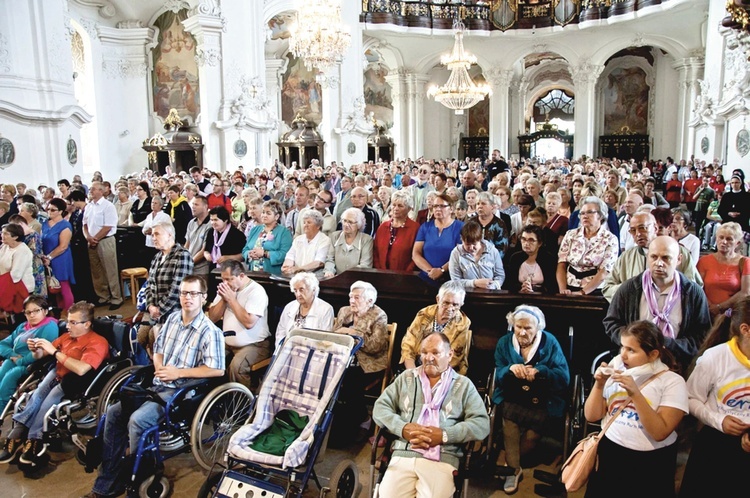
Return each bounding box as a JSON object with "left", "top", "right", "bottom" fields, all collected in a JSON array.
[
  {"left": 373, "top": 332, "right": 489, "bottom": 498},
  {"left": 400, "top": 281, "right": 472, "bottom": 375},
  {"left": 603, "top": 235, "right": 711, "bottom": 373},
  {"left": 343, "top": 186, "right": 380, "bottom": 238},
  {"left": 410, "top": 165, "right": 436, "bottom": 217},
  {"left": 87, "top": 276, "right": 224, "bottom": 498},
  {"left": 284, "top": 185, "right": 309, "bottom": 235},
  {"left": 83, "top": 181, "right": 123, "bottom": 310},
  {"left": 208, "top": 260, "right": 270, "bottom": 389},
  {"left": 137, "top": 221, "right": 194, "bottom": 354},
  {"left": 603, "top": 212, "right": 702, "bottom": 301},
  {"left": 332, "top": 176, "right": 353, "bottom": 222},
  {"left": 617, "top": 192, "right": 643, "bottom": 251}
]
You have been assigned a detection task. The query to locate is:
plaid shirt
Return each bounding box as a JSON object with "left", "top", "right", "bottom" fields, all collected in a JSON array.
[
  {"left": 145, "top": 244, "right": 194, "bottom": 322},
  {"left": 154, "top": 310, "right": 225, "bottom": 388}
]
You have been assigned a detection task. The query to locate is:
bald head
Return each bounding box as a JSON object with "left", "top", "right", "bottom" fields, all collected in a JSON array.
[
  {"left": 647, "top": 235, "right": 681, "bottom": 287},
  {"left": 350, "top": 187, "right": 368, "bottom": 208},
  {"left": 630, "top": 212, "right": 657, "bottom": 248},
  {"left": 624, "top": 192, "right": 643, "bottom": 216}
]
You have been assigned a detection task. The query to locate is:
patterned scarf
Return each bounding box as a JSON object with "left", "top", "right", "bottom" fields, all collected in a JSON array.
[
  {"left": 642, "top": 269, "right": 681, "bottom": 339},
  {"left": 413, "top": 366, "right": 455, "bottom": 461},
  {"left": 211, "top": 225, "right": 230, "bottom": 263}
]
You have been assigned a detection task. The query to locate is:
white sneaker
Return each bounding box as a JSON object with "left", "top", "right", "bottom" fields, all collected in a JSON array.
[{"left": 503, "top": 468, "right": 523, "bottom": 494}]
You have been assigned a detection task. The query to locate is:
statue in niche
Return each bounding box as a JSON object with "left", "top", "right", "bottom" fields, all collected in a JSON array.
[{"left": 0, "top": 138, "right": 15, "bottom": 166}]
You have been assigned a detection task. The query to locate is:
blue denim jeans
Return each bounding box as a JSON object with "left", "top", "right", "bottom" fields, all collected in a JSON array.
[
  {"left": 12, "top": 370, "right": 65, "bottom": 439},
  {"left": 92, "top": 389, "right": 173, "bottom": 495}
]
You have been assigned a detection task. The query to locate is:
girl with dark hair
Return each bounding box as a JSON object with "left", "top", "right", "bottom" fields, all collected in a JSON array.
[
  {"left": 583, "top": 320, "right": 688, "bottom": 498},
  {"left": 678, "top": 298, "right": 750, "bottom": 497}
]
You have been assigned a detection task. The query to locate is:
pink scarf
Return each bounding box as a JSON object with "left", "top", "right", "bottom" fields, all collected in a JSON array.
[
  {"left": 642, "top": 269, "right": 681, "bottom": 339},
  {"left": 211, "top": 225, "right": 230, "bottom": 262},
  {"left": 413, "top": 366, "right": 455, "bottom": 461}
]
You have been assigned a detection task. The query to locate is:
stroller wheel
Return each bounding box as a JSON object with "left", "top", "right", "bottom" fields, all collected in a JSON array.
[
  {"left": 197, "top": 471, "right": 222, "bottom": 498},
  {"left": 329, "top": 459, "right": 359, "bottom": 498},
  {"left": 139, "top": 475, "right": 171, "bottom": 498}
]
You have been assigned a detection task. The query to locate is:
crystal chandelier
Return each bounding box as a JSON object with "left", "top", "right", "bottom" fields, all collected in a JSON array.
[
  {"left": 428, "top": 20, "right": 491, "bottom": 115},
  {"left": 288, "top": 0, "right": 351, "bottom": 72}
]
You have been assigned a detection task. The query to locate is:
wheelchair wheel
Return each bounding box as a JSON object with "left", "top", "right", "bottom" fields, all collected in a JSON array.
[
  {"left": 139, "top": 474, "right": 171, "bottom": 498},
  {"left": 96, "top": 365, "right": 141, "bottom": 420},
  {"left": 329, "top": 459, "right": 359, "bottom": 498},
  {"left": 190, "top": 382, "right": 254, "bottom": 471},
  {"left": 563, "top": 374, "right": 586, "bottom": 459},
  {"left": 196, "top": 471, "right": 222, "bottom": 498}
]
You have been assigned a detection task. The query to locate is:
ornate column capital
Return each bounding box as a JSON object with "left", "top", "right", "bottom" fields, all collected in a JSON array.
[
  {"left": 570, "top": 61, "right": 605, "bottom": 87},
  {"left": 98, "top": 25, "right": 155, "bottom": 79},
  {"left": 182, "top": 11, "right": 225, "bottom": 68},
  {"left": 485, "top": 68, "right": 513, "bottom": 89}
]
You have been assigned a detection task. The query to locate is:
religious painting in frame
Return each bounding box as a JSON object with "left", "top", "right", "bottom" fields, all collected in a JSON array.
[
  {"left": 363, "top": 64, "right": 393, "bottom": 128},
  {"left": 281, "top": 54, "right": 323, "bottom": 127},
  {"left": 152, "top": 9, "right": 200, "bottom": 122},
  {"left": 603, "top": 67, "right": 649, "bottom": 135}
]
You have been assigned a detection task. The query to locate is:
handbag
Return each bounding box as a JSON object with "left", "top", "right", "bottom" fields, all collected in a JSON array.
[
  {"left": 45, "top": 266, "right": 61, "bottom": 294},
  {"left": 560, "top": 371, "right": 665, "bottom": 492}
]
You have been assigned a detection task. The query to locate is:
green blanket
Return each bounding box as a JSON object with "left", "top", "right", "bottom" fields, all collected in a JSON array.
[{"left": 249, "top": 409, "right": 309, "bottom": 456}]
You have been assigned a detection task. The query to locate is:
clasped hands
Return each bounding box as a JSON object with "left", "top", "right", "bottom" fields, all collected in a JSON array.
[
  {"left": 154, "top": 365, "right": 181, "bottom": 382},
  {"left": 510, "top": 364, "right": 539, "bottom": 381},
  {"left": 402, "top": 422, "right": 443, "bottom": 449}
]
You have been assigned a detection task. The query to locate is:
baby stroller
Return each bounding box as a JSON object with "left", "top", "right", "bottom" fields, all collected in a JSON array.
[{"left": 199, "top": 328, "right": 363, "bottom": 498}]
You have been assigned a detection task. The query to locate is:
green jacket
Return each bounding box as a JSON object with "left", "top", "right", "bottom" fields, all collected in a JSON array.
[{"left": 373, "top": 367, "right": 489, "bottom": 469}]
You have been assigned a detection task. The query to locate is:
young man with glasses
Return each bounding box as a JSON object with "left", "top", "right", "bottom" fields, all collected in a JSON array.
[
  {"left": 0, "top": 301, "right": 108, "bottom": 467},
  {"left": 86, "top": 275, "right": 224, "bottom": 498},
  {"left": 295, "top": 189, "right": 336, "bottom": 237}
]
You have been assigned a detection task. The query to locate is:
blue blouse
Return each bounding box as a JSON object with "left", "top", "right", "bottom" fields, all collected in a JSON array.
[{"left": 415, "top": 219, "right": 464, "bottom": 278}]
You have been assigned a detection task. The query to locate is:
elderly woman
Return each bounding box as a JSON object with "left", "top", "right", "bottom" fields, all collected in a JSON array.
[
  {"left": 324, "top": 207, "right": 373, "bottom": 277},
  {"left": 0, "top": 295, "right": 58, "bottom": 411},
  {"left": 41, "top": 198, "right": 75, "bottom": 311},
  {"left": 543, "top": 191, "right": 568, "bottom": 250},
  {"left": 399, "top": 280, "right": 472, "bottom": 375},
  {"left": 0, "top": 224, "right": 34, "bottom": 314},
  {"left": 282, "top": 209, "right": 332, "bottom": 276},
  {"left": 670, "top": 208, "right": 700, "bottom": 266},
  {"left": 19, "top": 203, "right": 41, "bottom": 234},
  {"left": 449, "top": 219, "right": 505, "bottom": 290},
  {"left": 503, "top": 224, "right": 559, "bottom": 294},
  {"left": 330, "top": 281, "right": 389, "bottom": 444},
  {"left": 243, "top": 199, "right": 291, "bottom": 275},
  {"left": 239, "top": 189, "right": 262, "bottom": 235},
  {"left": 372, "top": 185, "right": 392, "bottom": 222},
  {"left": 416, "top": 190, "right": 439, "bottom": 225},
  {"left": 697, "top": 222, "right": 750, "bottom": 317},
  {"left": 496, "top": 186, "right": 518, "bottom": 218},
  {"left": 492, "top": 305, "right": 569, "bottom": 493},
  {"left": 275, "top": 272, "right": 334, "bottom": 349},
  {"left": 412, "top": 192, "right": 464, "bottom": 284},
  {"left": 373, "top": 190, "right": 419, "bottom": 271},
  {"left": 9, "top": 214, "right": 45, "bottom": 297},
  {"left": 557, "top": 196, "right": 618, "bottom": 296},
  {"left": 510, "top": 194, "right": 535, "bottom": 237},
  {"left": 113, "top": 187, "right": 133, "bottom": 226},
  {"left": 141, "top": 195, "right": 171, "bottom": 262}
]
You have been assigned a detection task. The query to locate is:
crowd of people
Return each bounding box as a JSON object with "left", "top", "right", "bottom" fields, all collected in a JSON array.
[{"left": 0, "top": 152, "right": 749, "bottom": 496}]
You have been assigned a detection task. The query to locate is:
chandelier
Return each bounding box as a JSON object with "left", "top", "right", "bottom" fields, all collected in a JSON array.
[
  {"left": 288, "top": 0, "right": 351, "bottom": 72},
  {"left": 428, "top": 20, "right": 491, "bottom": 115}
]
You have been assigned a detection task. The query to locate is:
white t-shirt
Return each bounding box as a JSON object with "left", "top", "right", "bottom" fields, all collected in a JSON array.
[
  {"left": 212, "top": 279, "right": 270, "bottom": 347},
  {"left": 602, "top": 370, "right": 688, "bottom": 451},
  {"left": 687, "top": 339, "right": 750, "bottom": 431},
  {"left": 285, "top": 231, "right": 331, "bottom": 268}
]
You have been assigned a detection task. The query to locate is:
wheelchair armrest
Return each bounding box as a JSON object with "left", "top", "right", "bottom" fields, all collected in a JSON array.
[
  {"left": 26, "top": 355, "right": 56, "bottom": 375},
  {"left": 369, "top": 426, "right": 399, "bottom": 466}
]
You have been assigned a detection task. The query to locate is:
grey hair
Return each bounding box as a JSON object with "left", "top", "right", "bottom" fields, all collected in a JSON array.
[
  {"left": 342, "top": 207, "right": 366, "bottom": 230},
  {"left": 290, "top": 272, "right": 320, "bottom": 297},
  {"left": 350, "top": 280, "right": 377, "bottom": 305},
  {"left": 151, "top": 195, "right": 164, "bottom": 206},
  {"left": 21, "top": 202, "right": 39, "bottom": 217},
  {"left": 301, "top": 208, "right": 324, "bottom": 227},
  {"left": 580, "top": 195, "right": 608, "bottom": 222},
  {"left": 476, "top": 191, "right": 496, "bottom": 205},
  {"left": 150, "top": 220, "right": 175, "bottom": 239},
  {"left": 506, "top": 304, "right": 546, "bottom": 331},
  {"left": 242, "top": 187, "right": 259, "bottom": 198},
  {"left": 390, "top": 190, "right": 414, "bottom": 210},
  {"left": 437, "top": 280, "right": 466, "bottom": 305}
]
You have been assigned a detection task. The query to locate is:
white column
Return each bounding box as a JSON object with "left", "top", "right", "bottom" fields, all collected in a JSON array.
[
  {"left": 183, "top": 7, "right": 225, "bottom": 171},
  {"left": 571, "top": 62, "right": 604, "bottom": 159},
  {"left": 98, "top": 23, "right": 154, "bottom": 175},
  {"left": 265, "top": 58, "right": 287, "bottom": 162},
  {"left": 0, "top": 0, "right": 92, "bottom": 185},
  {"left": 386, "top": 71, "right": 408, "bottom": 160},
  {"left": 412, "top": 74, "right": 429, "bottom": 158},
  {"left": 486, "top": 68, "right": 513, "bottom": 155},
  {"left": 672, "top": 57, "right": 704, "bottom": 161}
]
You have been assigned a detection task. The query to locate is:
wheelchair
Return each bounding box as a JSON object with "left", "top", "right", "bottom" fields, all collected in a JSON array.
[
  {"left": 85, "top": 363, "right": 255, "bottom": 497},
  {"left": 368, "top": 425, "right": 478, "bottom": 498}
]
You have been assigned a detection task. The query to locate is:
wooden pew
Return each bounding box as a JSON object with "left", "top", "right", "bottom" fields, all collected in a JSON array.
[{"left": 245, "top": 269, "right": 612, "bottom": 389}]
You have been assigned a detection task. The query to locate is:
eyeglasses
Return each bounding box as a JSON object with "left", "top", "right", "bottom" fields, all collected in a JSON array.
[
  {"left": 341, "top": 219, "right": 358, "bottom": 225},
  {"left": 441, "top": 301, "right": 463, "bottom": 308},
  {"left": 179, "top": 291, "right": 205, "bottom": 298},
  {"left": 24, "top": 308, "right": 45, "bottom": 316},
  {"left": 628, "top": 224, "right": 653, "bottom": 234},
  {"left": 68, "top": 319, "right": 88, "bottom": 326},
  {"left": 433, "top": 204, "right": 450, "bottom": 209},
  {"left": 580, "top": 210, "right": 599, "bottom": 216},
  {"left": 47, "top": 208, "right": 59, "bottom": 212}
]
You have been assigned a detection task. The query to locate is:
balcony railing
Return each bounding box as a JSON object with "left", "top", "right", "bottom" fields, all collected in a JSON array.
[{"left": 361, "top": 1, "right": 669, "bottom": 32}]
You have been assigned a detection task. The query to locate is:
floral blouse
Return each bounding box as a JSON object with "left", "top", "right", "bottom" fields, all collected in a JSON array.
[{"left": 558, "top": 223, "right": 618, "bottom": 289}]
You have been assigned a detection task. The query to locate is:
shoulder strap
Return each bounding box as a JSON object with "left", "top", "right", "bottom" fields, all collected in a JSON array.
[{"left": 598, "top": 370, "right": 667, "bottom": 437}]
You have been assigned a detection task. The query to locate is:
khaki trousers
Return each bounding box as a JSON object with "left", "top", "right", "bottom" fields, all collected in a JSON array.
[
  {"left": 88, "top": 236, "right": 122, "bottom": 304},
  {"left": 377, "top": 456, "right": 455, "bottom": 498}
]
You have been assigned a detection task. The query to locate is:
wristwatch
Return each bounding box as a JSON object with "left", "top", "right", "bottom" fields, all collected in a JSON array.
[{"left": 442, "top": 430, "right": 448, "bottom": 444}]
